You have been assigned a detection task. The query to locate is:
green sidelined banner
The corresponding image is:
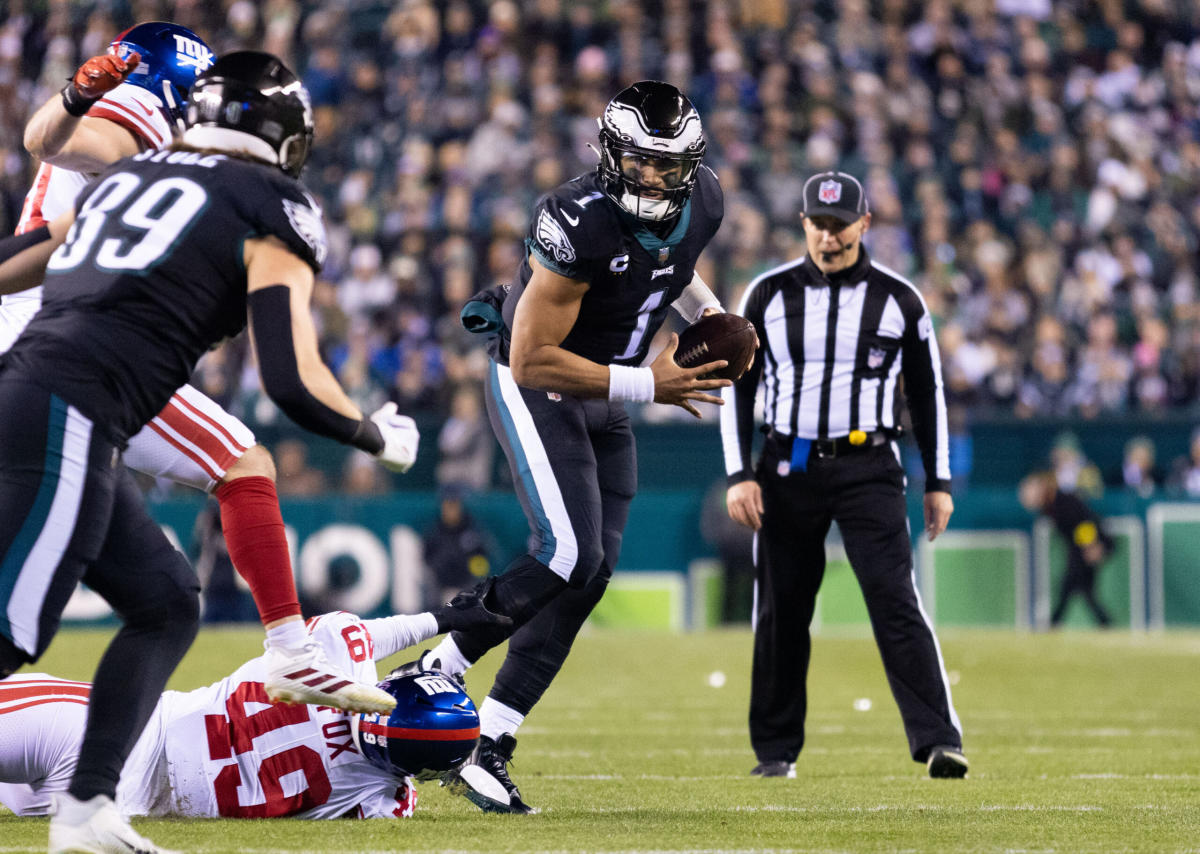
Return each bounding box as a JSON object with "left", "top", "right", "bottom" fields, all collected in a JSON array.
[
  {"left": 918, "top": 531, "right": 1028, "bottom": 628},
  {"left": 52, "top": 491, "right": 1200, "bottom": 629}
]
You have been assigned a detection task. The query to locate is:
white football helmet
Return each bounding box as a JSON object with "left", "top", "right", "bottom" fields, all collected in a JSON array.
[{"left": 597, "top": 81, "right": 706, "bottom": 222}]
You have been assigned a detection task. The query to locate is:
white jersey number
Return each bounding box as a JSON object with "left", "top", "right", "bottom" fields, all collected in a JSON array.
[
  {"left": 48, "top": 173, "right": 208, "bottom": 274},
  {"left": 205, "top": 681, "right": 333, "bottom": 818}
]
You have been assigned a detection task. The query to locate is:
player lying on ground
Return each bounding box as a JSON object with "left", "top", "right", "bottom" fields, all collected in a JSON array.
[{"left": 0, "top": 596, "right": 507, "bottom": 819}]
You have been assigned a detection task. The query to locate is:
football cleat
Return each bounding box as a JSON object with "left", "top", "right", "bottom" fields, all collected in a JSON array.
[
  {"left": 442, "top": 733, "right": 538, "bottom": 814},
  {"left": 48, "top": 793, "right": 177, "bottom": 854},
  {"left": 926, "top": 745, "right": 969, "bottom": 779},
  {"left": 264, "top": 640, "right": 396, "bottom": 715},
  {"left": 750, "top": 760, "right": 796, "bottom": 778}
]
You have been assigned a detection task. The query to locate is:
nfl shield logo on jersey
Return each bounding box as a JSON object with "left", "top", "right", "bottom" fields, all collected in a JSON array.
[
  {"left": 658, "top": 246, "right": 670, "bottom": 263},
  {"left": 818, "top": 180, "right": 842, "bottom": 204},
  {"left": 867, "top": 346, "right": 886, "bottom": 369}
]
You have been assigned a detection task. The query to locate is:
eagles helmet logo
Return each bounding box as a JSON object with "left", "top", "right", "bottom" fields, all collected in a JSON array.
[
  {"left": 818, "top": 180, "right": 842, "bottom": 204},
  {"left": 283, "top": 192, "right": 328, "bottom": 268},
  {"left": 535, "top": 210, "right": 576, "bottom": 265}
]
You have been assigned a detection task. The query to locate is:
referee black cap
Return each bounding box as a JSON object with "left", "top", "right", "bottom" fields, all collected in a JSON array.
[{"left": 801, "top": 171, "right": 869, "bottom": 224}]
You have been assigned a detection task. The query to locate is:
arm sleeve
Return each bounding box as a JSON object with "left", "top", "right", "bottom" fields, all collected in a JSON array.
[
  {"left": 720, "top": 281, "right": 766, "bottom": 486},
  {"left": 361, "top": 613, "right": 440, "bottom": 661},
  {"left": 900, "top": 294, "right": 952, "bottom": 493},
  {"left": 247, "top": 285, "right": 383, "bottom": 453}
]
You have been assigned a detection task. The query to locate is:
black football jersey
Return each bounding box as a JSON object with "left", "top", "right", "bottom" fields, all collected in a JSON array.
[
  {"left": 4, "top": 148, "right": 326, "bottom": 439},
  {"left": 500, "top": 167, "right": 723, "bottom": 367}
]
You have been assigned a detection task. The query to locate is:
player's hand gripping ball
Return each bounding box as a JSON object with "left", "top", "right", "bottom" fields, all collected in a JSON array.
[{"left": 674, "top": 312, "right": 757, "bottom": 380}]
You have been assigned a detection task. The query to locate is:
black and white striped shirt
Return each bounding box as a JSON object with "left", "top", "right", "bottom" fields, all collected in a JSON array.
[{"left": 720, "top": 248, "right": 951, "bottom": 492}]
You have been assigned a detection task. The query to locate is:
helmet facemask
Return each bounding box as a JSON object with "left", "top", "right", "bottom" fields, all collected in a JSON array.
[{"left": 595, "top": 81, "right": 706, "bottom": 222}]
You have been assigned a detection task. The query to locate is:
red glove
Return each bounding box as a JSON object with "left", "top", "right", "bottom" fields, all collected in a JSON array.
[
  {"left": 61, "top": 52, "right": 140, "bottom": 116},
  {"left": 72, "top": 52, "right": 140, "bottom": 98}
]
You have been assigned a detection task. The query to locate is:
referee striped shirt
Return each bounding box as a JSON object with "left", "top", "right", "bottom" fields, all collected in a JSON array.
[{"left": 720, "top": 248, "right": 952, "bottom": 492}]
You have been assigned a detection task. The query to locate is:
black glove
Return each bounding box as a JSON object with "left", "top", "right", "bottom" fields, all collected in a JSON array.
[{"left": 432, "top": 589, "right": 513, "bottom": 635}]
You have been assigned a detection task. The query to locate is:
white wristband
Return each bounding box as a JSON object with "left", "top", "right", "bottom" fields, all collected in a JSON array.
[
  {"left": 671, "top": 274, "right": 723, "bottom": 324},
  {"left": 608, "top": 364, "right": 656, "bottom": 403}
]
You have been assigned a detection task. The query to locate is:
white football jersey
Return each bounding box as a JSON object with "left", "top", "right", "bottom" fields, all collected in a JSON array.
[
  {"left": 117, "top": 612, "right": 423, "bottom": 819},
  {"left": 1, "top": 83, "right": 174, "bottom": 352}
]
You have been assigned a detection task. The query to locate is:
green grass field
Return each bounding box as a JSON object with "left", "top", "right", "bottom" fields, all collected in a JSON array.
[{"left": 2, "top": 625, "right": 1198, "bottom": 853}]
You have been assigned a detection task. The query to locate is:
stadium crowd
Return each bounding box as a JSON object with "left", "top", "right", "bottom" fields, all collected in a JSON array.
[{"left": 4, "top": 0, "right": 1200, "bottom": 491}]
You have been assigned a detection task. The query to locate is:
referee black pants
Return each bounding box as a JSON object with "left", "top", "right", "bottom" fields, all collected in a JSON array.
[{"left": 750, "top": 436, "right": 962, "bottom": 764}]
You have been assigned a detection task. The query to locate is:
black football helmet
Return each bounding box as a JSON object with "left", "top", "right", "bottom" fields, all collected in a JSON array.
[
  {"left": 597, "top": 81, "right": 706, "bottom": 222},
  {"left": 182, "top": 51, "right": 313, "bottom": 177}
]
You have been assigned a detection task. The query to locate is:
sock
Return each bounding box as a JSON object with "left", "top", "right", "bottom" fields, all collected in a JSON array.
[
  {"left": 478, "top": 696, "right": 525, "bottom": 742},
  {"left": 425, "top": 636, "right": 472, "bottom": 676},
  {"left": 265, "top": 619, "right": 309, "bottom": 650},
  {"left": 215, "top": 476, "right": 301, "bottom": 626}
]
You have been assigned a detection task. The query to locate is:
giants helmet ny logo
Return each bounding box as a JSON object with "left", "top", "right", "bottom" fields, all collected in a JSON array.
[{"left": 818, "top": 180, "right": 842, "bottom": 204}]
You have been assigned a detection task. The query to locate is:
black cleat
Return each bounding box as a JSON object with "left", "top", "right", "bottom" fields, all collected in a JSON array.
[
  {"left": 443, "top": 733, "right": 538, "bottom": 814},
  {"left": 927, "top": 745, "right": 969, "bottom": 779},
  {"left": 750, "top": 760, "right": 796, "bottom": 778}
]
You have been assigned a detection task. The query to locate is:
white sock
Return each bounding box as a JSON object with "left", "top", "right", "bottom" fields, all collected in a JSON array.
[
  {"left": 265, "top": 619, "right": 309, "bottom": 650},
  {"left": 425, "top": 636, "right": 471, "bottom": 676},
  {"left": 478, "top": 697, "right": 525, "bottom": 742}
]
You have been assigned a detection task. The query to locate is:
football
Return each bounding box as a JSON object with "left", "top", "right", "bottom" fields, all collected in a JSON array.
[{"left": 674, "top": 312, "right": 757, "bottom": 380}]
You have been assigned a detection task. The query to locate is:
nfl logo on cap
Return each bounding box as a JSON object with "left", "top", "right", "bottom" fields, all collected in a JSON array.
[{"left": 818, "top": 180, "right": 842, "bottom": 204}]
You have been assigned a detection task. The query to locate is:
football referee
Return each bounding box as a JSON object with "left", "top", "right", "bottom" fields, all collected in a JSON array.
[{"left": 720, "top": 171, "right": 967, "bottom": 779}]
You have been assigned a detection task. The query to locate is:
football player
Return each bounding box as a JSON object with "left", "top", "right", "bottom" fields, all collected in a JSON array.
[
  {"left": 0, "top": 51, "right": 425, "bottom": 853},
  {"left": 0, "top": 594, "right": 506, "bottom": 819},
  {"left": 423, "top": 81, "right": 736, "bottom": 813},
  {"left": 7, "top": 24, "right": 396, "bottom": 722}
]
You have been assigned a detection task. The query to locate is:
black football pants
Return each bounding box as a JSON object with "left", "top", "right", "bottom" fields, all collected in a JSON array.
[
  {"left": 451, "top": 361, "right": 635, "bottom": 715},
  {"left": 0, "top": 374, "right": 200, "bottom": 799},
  {"left": 750, "top": 436, "right": 962, "bottom": 764}
]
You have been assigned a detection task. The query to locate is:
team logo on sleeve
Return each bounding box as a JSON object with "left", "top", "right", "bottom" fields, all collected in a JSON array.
[
  {"left": 918, "top": 313, "right": 932, "bottom": 341},
  {"left": 535, "top": 210, "right": 576, "bottom": 265},
  {"left": 283, "top": 192, "right": 328, "bottom": 267}
]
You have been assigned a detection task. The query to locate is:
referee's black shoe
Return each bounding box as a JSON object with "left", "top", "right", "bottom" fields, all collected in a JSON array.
[
  {"left": 926, "top": 745, "right": 969, "bottom": 778},
  {"left": 443, "top": 734, "right": 538, "bottom": 814},
  {"left": 750, "top": 760, "right": 796, "bottom": 778}
]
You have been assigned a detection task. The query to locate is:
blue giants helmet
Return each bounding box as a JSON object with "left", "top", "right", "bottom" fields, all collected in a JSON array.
[
  {"left": 109, "top": 21, "right": 214, "bottom": 124},
  {"left": 357, "top": 671, "right": 479, "bottom": 780}
]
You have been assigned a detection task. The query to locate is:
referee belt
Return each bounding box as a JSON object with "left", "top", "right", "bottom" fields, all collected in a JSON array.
[{"left": 769, "top": 428, "right": 892, "bottom": 460}]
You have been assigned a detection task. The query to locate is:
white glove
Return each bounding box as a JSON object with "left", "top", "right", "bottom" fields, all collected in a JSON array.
[{"left": 369, "top": 402, "right": 419, "bottom": 473}]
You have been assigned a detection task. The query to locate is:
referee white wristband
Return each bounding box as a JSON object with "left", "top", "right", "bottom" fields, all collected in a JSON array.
[{"left": 608, "top": 364, "right": 656, "bottom": 403}]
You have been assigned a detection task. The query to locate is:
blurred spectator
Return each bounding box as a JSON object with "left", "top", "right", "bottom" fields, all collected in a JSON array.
[
  {"left": 421, "top": 484, "right": 494, "bottom": 609},
  {"left": 190, "top": 501, "right": 255, "bottom": 623},
  {"left": 1049, "top": 431, "right": 1105, "bottom": 499},
  {"left": 1168, "top": 427, "right": 1200, "bottom": 498},
  {"left": 434, "top": 384, "right": 493, "bottom": 491},
  {"left": 273, "top": 439, "right": 328, "bottom": 497},
  {"left": 699, "top": 479, "right": 753, "bottom": 623},
  {"left": 341, "top": 450, "right": 393, "bottom": 495},
  {"left": 1119, "top": 434, "right": 1160, "bottom": 497}
]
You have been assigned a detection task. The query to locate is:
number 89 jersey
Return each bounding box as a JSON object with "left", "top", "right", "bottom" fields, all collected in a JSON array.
[
  {"left": 119, "top": 612, "right": 412, "bottom": 819},
  {"left": 6, "top": 148, "right": 327, "bottom": 442},
  {"left": 500, "top": 167, "right": 723, "bottom": 367}
]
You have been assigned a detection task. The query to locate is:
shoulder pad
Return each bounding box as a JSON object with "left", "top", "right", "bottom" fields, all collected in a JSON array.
[
  {"left": 263, "top": 171, "right": 328, "bottom": 272},
  {"left": 87, "top": 83, "right": 172, "bottom": 150},
  {"left": 694, "top": 165, "right": 724, "bottom": 225},
  {"left": 532, "top": 183, "right": 621, "bottom": 265}
]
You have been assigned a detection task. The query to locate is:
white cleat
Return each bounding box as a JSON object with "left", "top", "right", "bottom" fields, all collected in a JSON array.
[
  {"left": 48, "top": 793, "right": 177, "bottom": 854},
  {"left": 264, "top": 640, "right": 396, "bottom": 715}
]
